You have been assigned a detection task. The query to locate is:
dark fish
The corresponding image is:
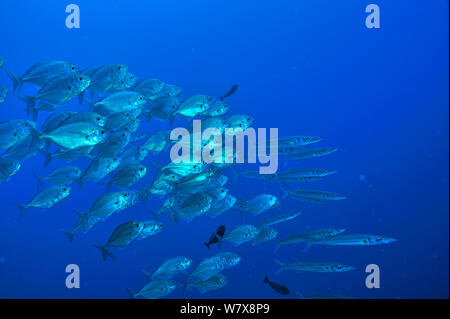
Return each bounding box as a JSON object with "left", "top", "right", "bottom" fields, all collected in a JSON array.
[
  {"left": 220, "top": 84, "right": 238, "bottom": 100},
  {"left": 263, "top": 276, "right": 290, "bottom": 295},
  {"left": 204, "top": 225, "right": 226, "bottom": 249}
]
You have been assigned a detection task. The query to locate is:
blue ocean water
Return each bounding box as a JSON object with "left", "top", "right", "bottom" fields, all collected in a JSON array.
[{"left": 0, "top": 0, "right": 448, "bottom": 299}]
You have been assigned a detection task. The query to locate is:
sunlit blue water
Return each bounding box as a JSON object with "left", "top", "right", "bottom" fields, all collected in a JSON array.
[{"left": 0, "top": 0, "right": 448, "bottom": 298}]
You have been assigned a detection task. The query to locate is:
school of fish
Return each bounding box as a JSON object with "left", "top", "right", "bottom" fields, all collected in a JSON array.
[{"left": 0, "top": 59, "right": 397, "bottom": 298}]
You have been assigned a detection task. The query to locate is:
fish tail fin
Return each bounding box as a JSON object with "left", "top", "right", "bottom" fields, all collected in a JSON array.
[
  {"left": 126, "top": 288, "right": 136, "bottom": 299},
  {"left": 62, "top": 229, "right": 75, "bottom": 243},
  {"left": 77, "top": 177, "right": 84, "bottom": 191},
  {"left": 93, "top": 244, "right": 116, "bottom": 261},
  {"left": 7, "top": 71, "right": 22, "bottom": 92},
  {"left": 39, "top": 149, "right": 53, "bottom": 168},
  {"left": 16, "top": 93, "right": 36, "bottom": 118},
  {"left": 263, "top": 276, "right": 269, "bottom": 284},
  {"left": 204, "top": 242, "right": 210, "bottom": 249},
  {"left": 77, "top": 91, "right": 85, "bottom": 105},
  {"left": 295, "top": 291, "right": 304, "bottom": 299},
  {"left": 275, "top": 260, "right": 284, "bottom": 276},
  {"left": 303, "top": 241, "right": 314, "bottom": 252},
  {"left": 141, "top": 269, "right": 152, "bottom": 278},
  {"left": 15, "top": 202, "right": 27, "bottom": 218},
  {"left": 33, "top": 172, "right": 43, "bottom": 189},
  {"left": 274, "top": 242, "right": 281, "bottom": 253}
]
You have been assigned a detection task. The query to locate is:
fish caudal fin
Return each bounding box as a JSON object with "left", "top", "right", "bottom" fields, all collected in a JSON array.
[
  {"left": 33, "top": 172, "right": 43, "bottom": 189},
  {"left": 263, "top": 276, "right": 269, "bottom": 284},
  {"left": 93, "top": 244, "right": 116, "bottom": 261},
  {"left": 7, "top": 71, "right": 22, "bottom": 92},
  {"left": 39, "top": 149, "right": 53, "bottom": 168},
  {"left": 16, "top": 93, "right": 37, "bottom": 120},
  {"left": 274, "top": 260, "right": 284, "bottom": 276},
  {"left": 63, "top": 230, "right": 75, "bottom": 243},
  {"left": 204, "top": 242, "right": 210, "bottom": 249},
  {"left": 14, "top": 202, "right": 28, "bottom": 218},
  {"left": 303, "top": 241, "right": 314, "bottom": 252},
  {"left": 126, "top": 288, "right": 136, "bottom": 299}
]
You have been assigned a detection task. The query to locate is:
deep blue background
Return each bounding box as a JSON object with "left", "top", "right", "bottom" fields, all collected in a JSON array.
[{"left": 0, "top": 0, "right": 448, "bottom": 298}]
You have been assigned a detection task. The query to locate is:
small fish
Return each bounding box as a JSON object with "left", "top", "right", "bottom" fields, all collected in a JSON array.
[
  {"left": 275, "top": 260, "right": 355, "bottom": 274},
  {"left": 95, "top": 128, "right": 131, "bottom": 157},
  {"left": 0, "top": 87, "right": 8, "bottom": 103},
  {"left": 34, "top": 165, "right": 82, "bottom": 189},
  {"left": 84, "top": 63, "right": 128, "bottom": 94},
  {"left": 128, "top": 279, "right": 176, "bottom": 299},
  {"left": 286, "top": 147, "right": 337, "bottom": 160},
  {"left": 119, "top": 145, "right": 149, "bottom": 167},
  {"left": 101, "top": 163, "right": 147, "bottom": 189},
  {"left": 60, "top": 112, "right": 107, "bottom": 127},
  {"left": 2, "top": 133, "right": 45, "bottom": 161},
  {"left": 204, "top": 225, "right": 226, "bottom": 249},
  {"left": 174, "top": 95, "right": 213, "bottom": 118},
  {"left": 79, "top": 157, "right": 121, "bottom": 185},
  {"left": 309, "top": 234, "right": 397, "bottom": 248},
  {"left": 94, "top": 220, "right": 144, "bottom": 261},
  {"left": 189, "top": 255, "right": 226, "bottom": 281},
  {"left": 40, "top": 111, "right": 76, "bottom": 134},
  {"left": 146, "top": 96, "right": 180, "bottom": 120},
  {"left": 0, "top": 159, "right": 21, "bottom": 183},
  {"left": 285, "top": 188, "right": 347, "bottom": 203},
  {"left": 223, "top": 225, "right": 259, "bottom": 246},
  {"left": 144, "top": 256, "right": 192, "bottom": 279},
  {"left": 207, "top": 194, "right": 236, "bottom": 217},
  {"left": 17, "top": 73, "right": 90, "bottom": 120},
  {"left": 108, "top": 72, "right": 137, "bottom": 92},
  {"left": 225, "top": 114, "right": 255, "bottom": 131},
  {"left": 15, "top": 186, "right": 71, "bottom": 216},
  {"left": 41, "top": 146, "right": 94, "bottom": 167},
  {"left": 251, "top": 227, "right": 278, "bottom": 245},
  {"left": 237, "top": 194, "right": 280, "bottom": 216},
  {"left": 138, "top": 220, "right": 164, "bottom": 239},
  {"left": 263, "top": 276, "right": 290, "bottom": 295},
  {"left": 258, "top": 211, "right": 301, "bottom": 227},
  {"left": 174, "top": 193, "right": 213, "bottom": 223},
  {"left": 0, "top": 119, "right": 37, "bottom": 150},
  {"left": 93, "top": 91, "right": 147, "bottom": 113},
  {"left": 41, "top": 122, "right": 108, "bottom": 150},
  {"left": 187, "top": 273, "right": 228, "bottom": 294},
  {"left": 105, "top": 108, "right": 143, "bottom": 130},
  {"left": 133, "top": 78, "right": 165, "bottom": 100},
  {"left": 7, "top": 61, "right": 79, "bottom": 92},
  {"left": 142, "top": 130, "right": 171, "bottom": 153},
  {"left": 274, "top": 136, "right": 322, "bottom": 147},
  {"left": 275, "top": 228, "right": 346, "bottom": 252},
  {"left": 220, "top": 84, "right": 238, "bottom": 100}
]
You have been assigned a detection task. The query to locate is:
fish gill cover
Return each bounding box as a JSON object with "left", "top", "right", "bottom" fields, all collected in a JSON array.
[{"left": 0, "top": 0, "right": 448, "bottom": 299}]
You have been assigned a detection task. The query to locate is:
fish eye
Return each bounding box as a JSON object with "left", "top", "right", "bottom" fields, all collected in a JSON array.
[
  {"left": 139, "top": 167, "right": 143, "bottom": 171},
  {"left": 101, "top": 131, "right": 105, "bottom": 134},
  {"left": 332, "top": 194, "right": 337, "bottom": 198},
  {"left": 376, "top": 237, "right": 382, "bottom": 242},
  {"left": 139, "top": 97, "right": 143, "bottom": 100},
  {"left": 79, "top": 77, "right": 83, "bottom": 81},
  {"left": 13, "top": 132, "right": 17, "bottom": 137},
  {"left": 304, "top": 137, "right": 309, "bottom": 141},
  {"left": 68, "top": 86, "right": 72, "bottom": 90},
  {"left": 96, "top": 117, "right": 101, "bottom": 121},
  {"left": 113, "top": 158, "right": 117, "bottom": 161},
  {"left": 71, "top": 66, "right": 75, "bottom": 70},
  {"left": 118, "top": 66, "right": 121, "bottom": 70},
  {"left": 63, "top": 188, "right": 67, "bottom": 191}
]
